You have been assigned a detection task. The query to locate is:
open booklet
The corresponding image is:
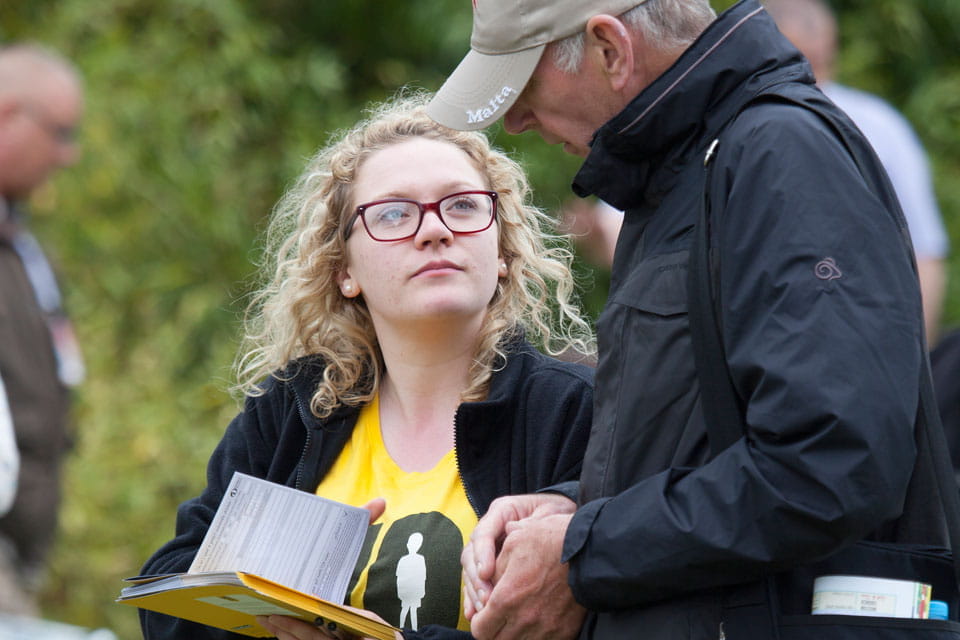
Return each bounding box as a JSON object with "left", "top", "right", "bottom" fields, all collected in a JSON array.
[{"left": 117, "top": 472, "right": 398, "bottom": 639}]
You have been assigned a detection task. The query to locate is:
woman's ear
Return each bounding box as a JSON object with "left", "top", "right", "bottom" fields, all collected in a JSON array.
[
  {"left": 337, "top": 271, "right": 361, "bottom": 298},
  {"left": 584, "top": 15, "right": 636, "bottom": 92}
]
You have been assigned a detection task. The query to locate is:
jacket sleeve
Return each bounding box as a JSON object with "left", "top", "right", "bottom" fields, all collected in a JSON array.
[
  {"left": 456, "top": 350, "right": 594, "bottom": 513},
  {"left": 139, "top": 385, "right": 287, "bottom": 640},
  {"left": 564, "top": 103, "right": 923, "bottom": 608},
  {"left": 526, "top": 361, "right": 595, "bottom": 489}
]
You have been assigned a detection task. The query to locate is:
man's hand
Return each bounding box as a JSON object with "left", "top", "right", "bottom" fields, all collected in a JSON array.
[
  {"left": 469, "top": 513, "right": 585, "bottom": 640},
  {"left": 461, "top": 493, "right": 577, "bottom": 620}
]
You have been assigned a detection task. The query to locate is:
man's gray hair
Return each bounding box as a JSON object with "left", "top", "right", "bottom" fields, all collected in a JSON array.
[
  {"left": 0, "top": 43, "right": 82, "bottom": 99},
  {"left": 552, "top": 0, "right": 716, "bottom": 73}
]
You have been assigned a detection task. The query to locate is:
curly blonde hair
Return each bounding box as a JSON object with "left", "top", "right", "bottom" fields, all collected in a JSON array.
[{"left": 235, "top": 92, "right": 594, "bottom": 418}]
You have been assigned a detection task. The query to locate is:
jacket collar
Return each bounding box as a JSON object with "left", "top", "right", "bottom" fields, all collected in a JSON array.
[
  {"left": 573, "top": 0, "right": 814, "bottom": 210},
  {"left": 482, "top": 334, "right": 539, "bottom": 405},
  {"left": 283, "top": 331, "right": 538, "bottom": 429},
  {"left": 279, "top": 356, "right": 356, "bottom": 431}
]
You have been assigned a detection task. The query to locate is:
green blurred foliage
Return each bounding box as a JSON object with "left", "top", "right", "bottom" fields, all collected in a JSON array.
[{"left": 0, "top": 1, "right": 957, "bottom": 637}]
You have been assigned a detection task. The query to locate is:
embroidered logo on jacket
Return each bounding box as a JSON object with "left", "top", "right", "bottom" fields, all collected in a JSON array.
[{"left": 815, "top": 257, "right": 842, "bottom": 281}]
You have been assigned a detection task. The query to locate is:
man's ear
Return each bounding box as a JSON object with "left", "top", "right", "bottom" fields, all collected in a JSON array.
[{"left": 584, "top": 15, "right": 636, "bottom": 92}]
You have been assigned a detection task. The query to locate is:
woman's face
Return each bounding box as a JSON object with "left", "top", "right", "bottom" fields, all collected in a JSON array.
[{"left": 339, "top": 137, "right": 506, "bottom": 335}]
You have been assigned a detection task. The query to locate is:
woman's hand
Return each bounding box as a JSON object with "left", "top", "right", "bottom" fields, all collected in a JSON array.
[
  {"left": 462, "top": 492, "right": 576, "bottom": 618},
  {"left": 256, "top": 615, "right": 344, "bottom": 640},
  {"left": 256, "top": 607, "right": 402, "bottom": 640},
  {"left": 362, "top": 497, "right": 386, "bottom": 525}
]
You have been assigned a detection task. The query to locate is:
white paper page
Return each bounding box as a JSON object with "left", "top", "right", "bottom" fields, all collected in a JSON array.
[
  {"left": 0, "top": 376, "right": 18, "bottom": 516},
  {"left": 189, "top": 472, "right": 368, "bottom": 602}
]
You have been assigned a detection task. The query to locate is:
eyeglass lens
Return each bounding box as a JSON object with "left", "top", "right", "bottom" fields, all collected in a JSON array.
[{"left": 363, "top": 192, "right": 494, "bottom": 240}]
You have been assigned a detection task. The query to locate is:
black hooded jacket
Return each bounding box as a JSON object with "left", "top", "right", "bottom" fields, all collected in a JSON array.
[{"left": 562, "top": 2, "right": 935, "bottom": 637}]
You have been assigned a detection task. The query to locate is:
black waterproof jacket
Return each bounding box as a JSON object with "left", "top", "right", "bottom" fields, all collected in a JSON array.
[
  {"left": 140, "top": 339, "right": 594, "bottom": 640},
  {"left": 562, "top": 2, "right": 937, "bottom": 638}
]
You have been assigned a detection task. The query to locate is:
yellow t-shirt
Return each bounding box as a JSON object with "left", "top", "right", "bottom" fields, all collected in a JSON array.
[{"left": 315, "top": 394, "right": 477, "bottom": 631}]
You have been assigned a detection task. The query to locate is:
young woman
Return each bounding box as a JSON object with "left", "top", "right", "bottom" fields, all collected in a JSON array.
[{"left": 139, "top": 94, "right": 595, "bottom": 640}]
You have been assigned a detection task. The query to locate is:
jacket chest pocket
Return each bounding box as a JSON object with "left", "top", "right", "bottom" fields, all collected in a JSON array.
[
  {"left": 610, "top": 249, "right": 690, "bottom": 316},
  {"left": 588, "top": 249, "right": 702, "bottom": 496},
  {"left": 600, "top": 249, "right": 692, "bottom": 396}
]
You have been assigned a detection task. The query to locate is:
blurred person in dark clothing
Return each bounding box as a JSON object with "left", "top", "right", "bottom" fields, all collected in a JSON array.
[{"left": 0, "top": 42, "right": 84, "bottom": 616}]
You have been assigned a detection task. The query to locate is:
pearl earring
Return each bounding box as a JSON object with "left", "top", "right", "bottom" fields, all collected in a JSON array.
[{"left": 343, "top": 284, "right": 353, "bottom": 294}]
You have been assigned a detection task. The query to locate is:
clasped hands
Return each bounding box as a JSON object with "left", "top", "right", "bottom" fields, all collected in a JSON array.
[
  {"left": 461, "top": 493, "right": 586, "bottom": 640},
  {"left": 254, "top": 495, "right": 586, "bottom": 640}
]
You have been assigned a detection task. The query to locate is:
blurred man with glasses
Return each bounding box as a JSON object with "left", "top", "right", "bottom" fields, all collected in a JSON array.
[{"left": 0, "top": 42, "right": 85, "bottom": 616}]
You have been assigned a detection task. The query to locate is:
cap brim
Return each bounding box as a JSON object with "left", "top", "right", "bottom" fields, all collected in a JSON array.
[{"left": 427, "top": 45, "right": 545, "bottom": 131}]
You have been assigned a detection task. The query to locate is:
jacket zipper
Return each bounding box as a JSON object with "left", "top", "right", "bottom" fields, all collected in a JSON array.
[
  {"left": 452, "top": 409, "right": 482, "bottom": 518},
  {"left": 293, "top": 390, "right": 311, "bottom": 491}
]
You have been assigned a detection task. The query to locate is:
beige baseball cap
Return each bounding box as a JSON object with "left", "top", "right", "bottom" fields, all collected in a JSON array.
[{"left": 427, "top": 0, "right": 650, "bottom": 131}]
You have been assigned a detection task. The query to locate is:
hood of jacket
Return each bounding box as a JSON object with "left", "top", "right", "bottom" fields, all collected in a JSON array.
[{"left": 572, "top": 0, "right": 815, "bottom": 212}]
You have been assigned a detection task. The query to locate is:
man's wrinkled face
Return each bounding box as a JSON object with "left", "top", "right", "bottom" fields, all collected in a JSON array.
[{"left": 501, "top": 44, "right": 614, "bottom": 158}]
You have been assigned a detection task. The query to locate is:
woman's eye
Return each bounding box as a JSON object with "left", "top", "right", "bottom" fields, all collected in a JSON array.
[
  {"left": 445, "top": 197, "right": 480, "bottom": 213},
  {"left": 374, "top": 205, "right": 412, "bottom": 225}
]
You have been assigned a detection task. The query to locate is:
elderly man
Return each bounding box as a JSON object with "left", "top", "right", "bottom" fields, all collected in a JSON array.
[
  {"left": 428, "top": 1, "right": 953, "bottom": 639},
  {"left": 0, "top": 43, "right": 84, "bottom": 616}
]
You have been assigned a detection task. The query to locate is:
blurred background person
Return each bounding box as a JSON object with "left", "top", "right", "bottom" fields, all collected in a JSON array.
[
  {"left": 0, "top": 42, "right": 85, "bottom": 616},
  {"left": 764, "top": 0, "right": 949, "bottom": 345},
  {"left": 558, "top": 199, "right": 623, "bottom": 270}
]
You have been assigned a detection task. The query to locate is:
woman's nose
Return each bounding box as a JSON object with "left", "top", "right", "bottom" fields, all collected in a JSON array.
[{"left": 413, "top": 209, "right": 453, "bottom": 247}]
